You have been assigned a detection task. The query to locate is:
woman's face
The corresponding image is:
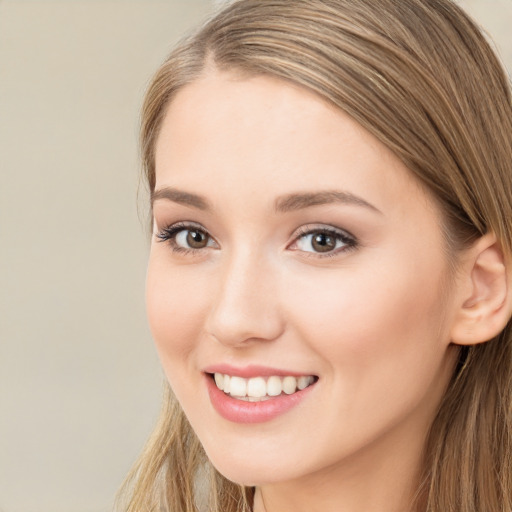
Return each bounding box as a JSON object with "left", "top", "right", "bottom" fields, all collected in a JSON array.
[{"left": 147, "top": 71, "right": 461, "bottom": 487}]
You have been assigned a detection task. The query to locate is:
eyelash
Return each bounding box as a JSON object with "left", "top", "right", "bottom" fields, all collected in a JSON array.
[
  {"left": 156, "top": 222, "right": 212, "bottom": 255},
  {"left": 291, "top": 225, "right": 358, "bottom": 258},
  {"left": 155, "top": 222, "right": 358, "bottom": 258}
]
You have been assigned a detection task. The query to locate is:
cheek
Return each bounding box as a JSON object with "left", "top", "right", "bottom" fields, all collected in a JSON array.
[
  {"left": 284, "top": 252, "right": 451, "bottom": 390},
  {"left": 279, "top": 254, "right": 455, "bottom": 455},
  {"left": 146, "top": 254, "right": 211, "bottom": 371}
]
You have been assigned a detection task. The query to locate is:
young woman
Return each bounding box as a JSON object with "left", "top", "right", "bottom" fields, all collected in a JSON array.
[{"left": 117, "top": 1, "right": 512, "bottom": 511}]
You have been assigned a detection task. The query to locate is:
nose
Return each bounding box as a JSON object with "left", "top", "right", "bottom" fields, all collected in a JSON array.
[{"left": 205, "top": 248, "right": 285, "bottom": 347}]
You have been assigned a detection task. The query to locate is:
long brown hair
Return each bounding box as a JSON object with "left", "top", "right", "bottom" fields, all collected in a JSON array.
[{"left": 117, "top": 1, "right": 512, "bottom": 510}]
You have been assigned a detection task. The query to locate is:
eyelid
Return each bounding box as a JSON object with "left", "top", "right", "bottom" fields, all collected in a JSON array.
[
  {"left": 155, "top": 221, "right": 218, "bottom": 253},
  {"left": 155, "top": 220, "right": 358, "bottom": 258},
  {"left": 154, "top": 220, "right": 203, "bottom": 238},
  {"left": 288, "top": 224, "right": 358, "bottom": 257}
]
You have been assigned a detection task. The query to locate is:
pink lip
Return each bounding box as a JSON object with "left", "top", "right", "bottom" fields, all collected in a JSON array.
[
  {"left": 203, "top": 363, "right": 313, "bottom": 378},
  {"left": 205, "top": 373, "right": 316, "bottom": 424}
]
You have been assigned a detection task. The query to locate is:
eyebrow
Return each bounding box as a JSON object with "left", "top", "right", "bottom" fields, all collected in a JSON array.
[
  {"left": 151, "top": 187, "right": 381, "bottom": 215},
  {"left": 151, "top": 187, "right": 211, "bottom": 211},
  {"left": 274, "top": 190, "right": 382, "bottom": 214}
]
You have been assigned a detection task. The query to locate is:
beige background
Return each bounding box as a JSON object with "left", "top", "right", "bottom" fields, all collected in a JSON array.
[{"left": 0, "top": 1, "right": 510, "bottom": 511}]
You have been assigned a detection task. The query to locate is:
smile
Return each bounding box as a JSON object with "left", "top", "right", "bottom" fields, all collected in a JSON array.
[
  {"left": 213, "top": 373, "right": 316, "bottom": 401},
  {"left": 204, "top": 366, "right": 319, "bottom": 423}
]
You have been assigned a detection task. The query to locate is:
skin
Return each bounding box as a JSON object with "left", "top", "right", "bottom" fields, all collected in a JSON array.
[{"left": 147, "top": 70, "right": 465, "bottom": 512}]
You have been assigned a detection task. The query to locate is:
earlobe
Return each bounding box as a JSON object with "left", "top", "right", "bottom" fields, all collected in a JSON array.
[{"left": 450, "top": 233, "right": 512, "bottom": 346}]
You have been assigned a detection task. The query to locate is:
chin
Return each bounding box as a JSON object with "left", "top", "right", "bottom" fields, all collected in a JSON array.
[
  {"left": 201, "top": 441, "right": 310, "bottom": 487},
  {"left": 212, "top": 466, "right": 280, "bottom": 488}
]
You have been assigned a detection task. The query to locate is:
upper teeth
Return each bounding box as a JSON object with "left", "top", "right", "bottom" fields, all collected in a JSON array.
[{"left": 213, "top": 373, "right": 315, "bottom": 401}]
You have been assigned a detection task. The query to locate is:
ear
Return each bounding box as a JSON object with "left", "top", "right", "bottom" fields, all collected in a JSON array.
[{"left": 450, "top": 233, "right": 512, "bottom": 346}]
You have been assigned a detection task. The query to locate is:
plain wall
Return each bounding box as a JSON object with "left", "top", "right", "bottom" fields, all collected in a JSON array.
[
  {"left": 0, "top": 1, "right": 510, "bottom": 511},
  {"left": 0, "top": 2, "right": 213, "bottom": 512}
]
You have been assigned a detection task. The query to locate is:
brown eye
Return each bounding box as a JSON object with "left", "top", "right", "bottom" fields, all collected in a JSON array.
[
  {"left": 292, "top": 227, "right": 355, "bottom": 256},
  {"left": 156, "top": 223, "right": 217, "bottom": 253},
  {"left": 311, "top": 233, "right": 336, "bottom": 253},
  {"left": 186, "top": 230, "right": 209, "bottom": 249}
]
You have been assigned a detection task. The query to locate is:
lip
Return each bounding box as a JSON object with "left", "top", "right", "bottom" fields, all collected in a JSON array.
[
  {"left": 204, "top": 372, "right": 317, "bottom": 424},
  {"left": 203, "top": 363, "right": 313, "bottom": 379}
]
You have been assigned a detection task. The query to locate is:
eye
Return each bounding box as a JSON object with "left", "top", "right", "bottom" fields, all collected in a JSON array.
[
  {"left": 175, "top": 229, "right": 210, "bottom": 249},
  {"left": 290, "top": 226, "right": 357, "bottom": 256},
  {"left": 156, "top": 222, "right": 217, "bottom": 253}
]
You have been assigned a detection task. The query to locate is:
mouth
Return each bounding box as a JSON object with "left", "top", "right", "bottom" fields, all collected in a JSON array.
[{"left": 208, "top": 372, "right": 318, "bottom": 402}]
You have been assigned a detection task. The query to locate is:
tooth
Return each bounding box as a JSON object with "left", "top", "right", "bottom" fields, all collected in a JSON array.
[
  {"left": 214, "top": 373, "right": 224, "bottom": 391},
  {"left": 223, "top": 375, "right": 231, "bottom": 394},
  {"left": 297, "top": 376, "right": 310, "bottom": 390},
  {"left": 282, "top": 376, "right": 297, "bottom": 395},
  {"left": 267, "top": 376, "right": 282, "bottom": 396},
  {"left": 229, "top": 376, "right": 247, "bottom": 397},
  {"left": 247, "top": 377, "right": 266, "bottom": 398},
  {"left": 216, "top": 373, "right": 313, "bottom": 398}
]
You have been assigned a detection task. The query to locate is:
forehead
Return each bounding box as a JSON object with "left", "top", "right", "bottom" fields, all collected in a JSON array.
[{"left": 154, "top": 70, "right": 437, "bottom": 222}]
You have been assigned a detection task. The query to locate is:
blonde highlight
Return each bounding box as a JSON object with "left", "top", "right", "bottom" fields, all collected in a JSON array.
[{"left": 118, "top": 1, "right": 512, "bottom": 510}]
